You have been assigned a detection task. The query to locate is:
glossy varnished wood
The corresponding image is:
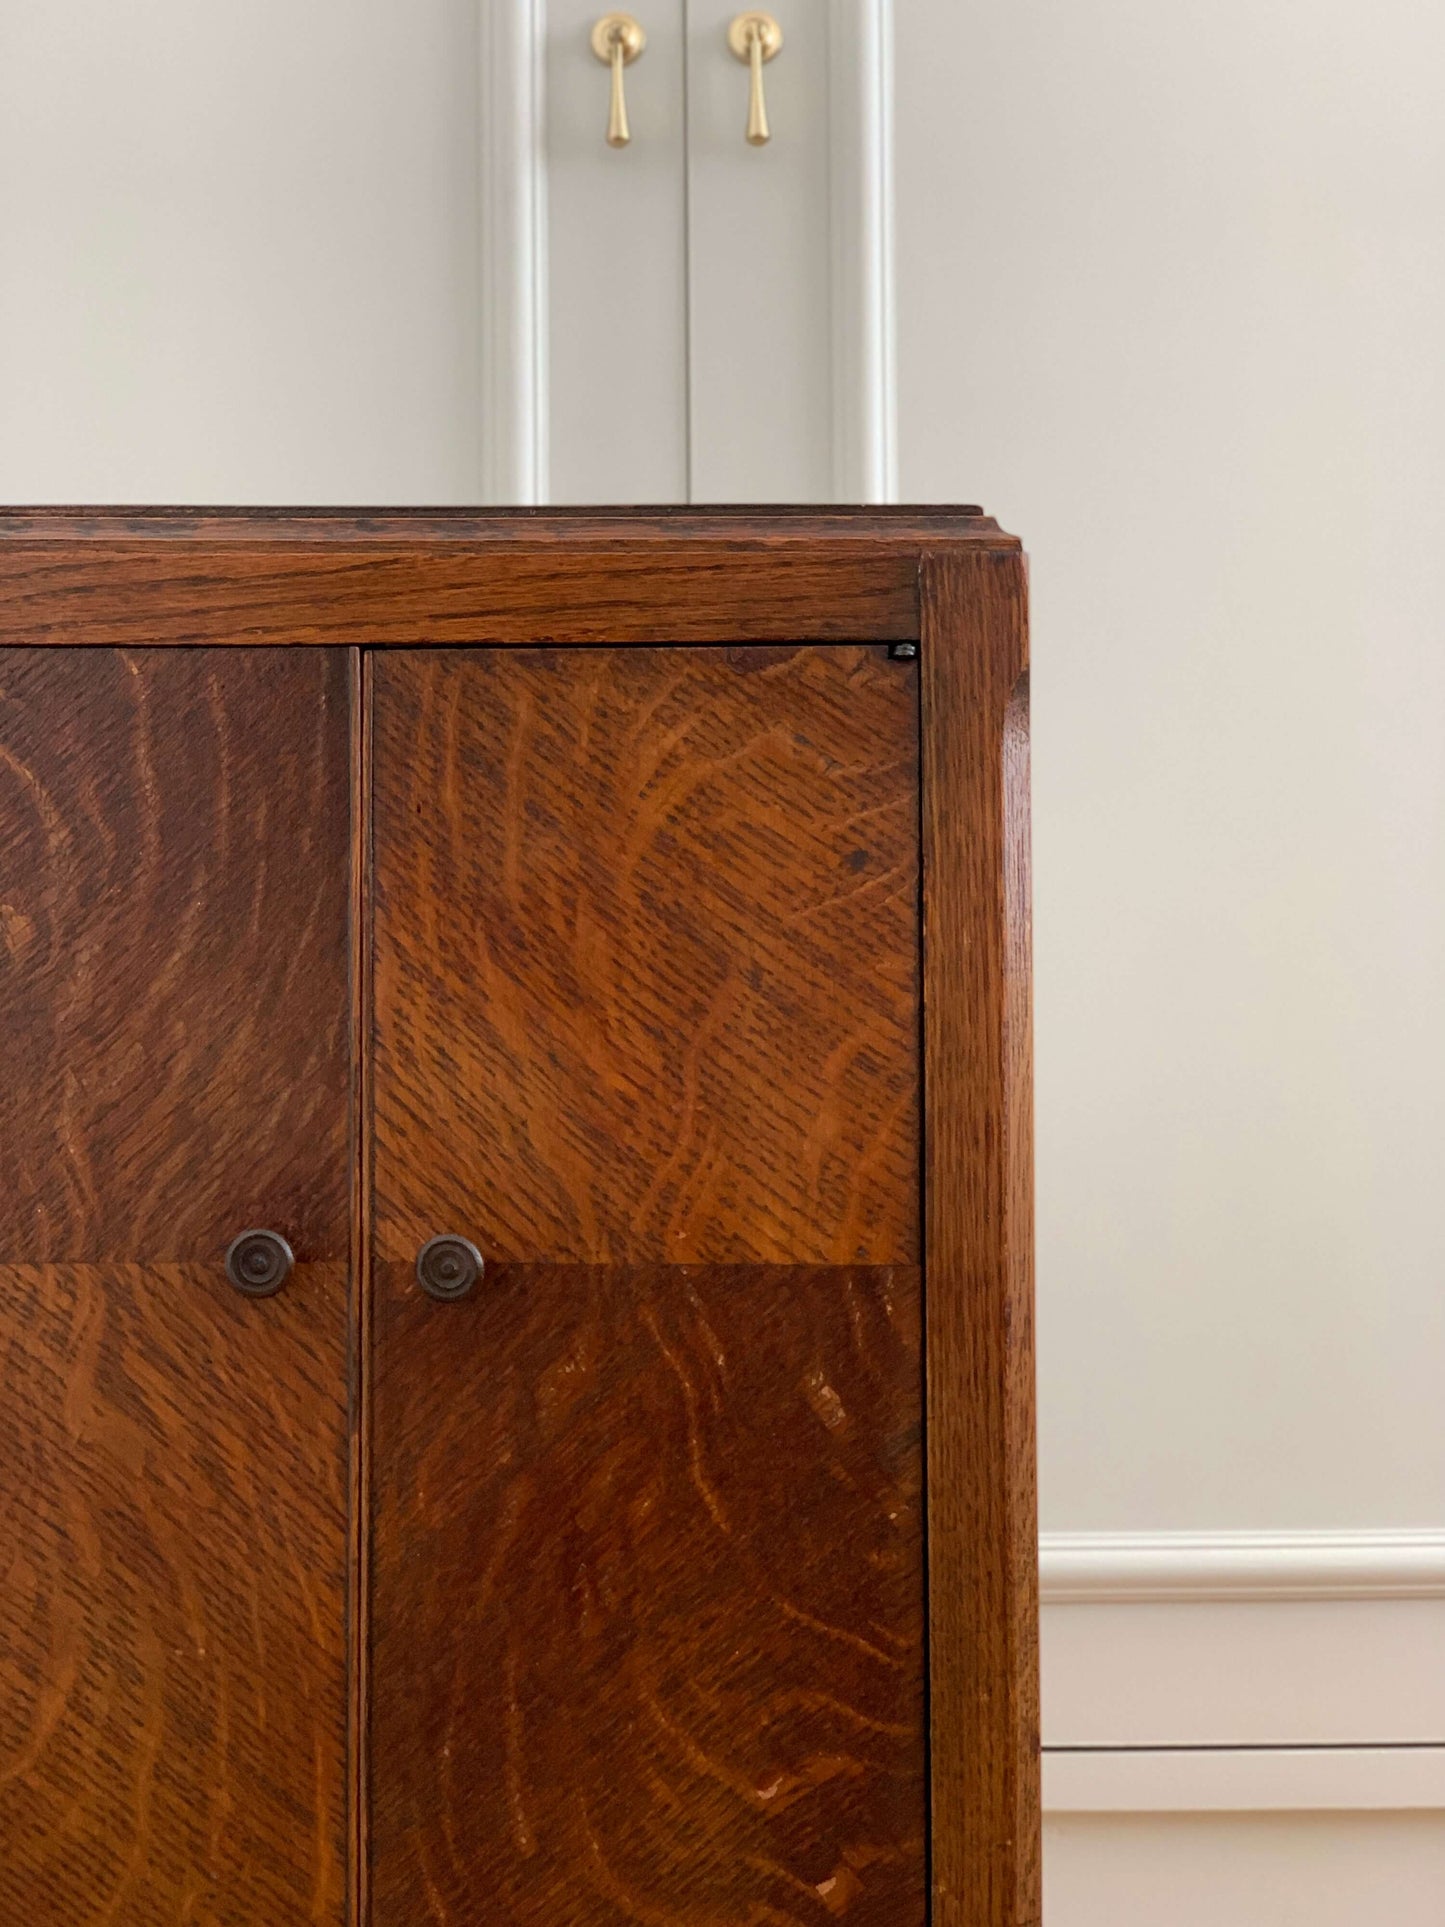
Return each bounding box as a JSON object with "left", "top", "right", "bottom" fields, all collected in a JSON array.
[
  {"left": 921, "top": 553, "right": 1039, "bottom": 1926},
  {"left": 371, "top": 645, "right": 920, "bottom": 1266},
  {"left": 369, "top": 643, "right": 927, "bottom": 1920},
  {"left": 0, "top": 648, "right": 352, "bottom": 1921},
  {"left": 0, "top": 507, "right": 1016, "bottom": 648},
  {"left": 0, "top": 509, "right": 1036, "bottom": 1927},
  {"left": 0, "top": 648, "right": 351, "bottom": 1261},
  {"left": 372, "top": 1262, "right": 925, "bottom": 1925}
]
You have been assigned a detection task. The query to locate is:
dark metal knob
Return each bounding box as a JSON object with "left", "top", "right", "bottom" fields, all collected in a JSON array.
[
  {"left": 416, "top": 1234, "right": 484, "bottom": 1301},
  {"left": 225, "top": 1228, "right": 294, "bottom": 1298}
]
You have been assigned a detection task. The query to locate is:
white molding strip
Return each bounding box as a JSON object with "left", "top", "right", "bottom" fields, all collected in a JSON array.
[
  {"left": 1040, "top": 1529, "right": 1445, "bottom": 1604},
  {"left": 479, "top": 0, "right": 548, "bottom": 504},
  {"left": 1044, "top": 1746, "right": 1445, "bottom": 1815},
  {"left": 828, "top": 0, "right": 896, "bottom": 503}
]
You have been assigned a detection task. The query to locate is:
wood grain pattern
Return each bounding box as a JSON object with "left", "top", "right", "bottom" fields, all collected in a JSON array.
[
  {"left": 0, "top": 507, "right": 1017, "bottom": 650},
  {"left": 0, "top": 1262, "right": 349, "bottom": 1924},
  {"left": 371, "top": 645, "right": 920, "bottom": 1266},
  {"left": 920, "top": 553, "right": 1040, "bottom": 1927},
  {"left": 0, "top": 511, "right": 1038, "bottom": 1925},
  {"left": 0, "top": 648, "right": 352, "bottom": 1262},
  {"left": 371, "top": 1262, "right": 925, "bottom": 1927},
  {"left": 369, "top": 642, "right": 927, "bottom": 1920},
  {"left": 0, "top": 648, "right": 352, "bottom": 1921}
]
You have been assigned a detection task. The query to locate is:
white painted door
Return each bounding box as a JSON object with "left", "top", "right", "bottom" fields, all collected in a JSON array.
[
  {"left": 508, "top": 0, "right": 892, "bottom": 503},
  {"left": 540, "top": 0, "right": 689, "bottom": 503},
  {"left": 682, "top": 0, "right": 892, "bottom": 502}
]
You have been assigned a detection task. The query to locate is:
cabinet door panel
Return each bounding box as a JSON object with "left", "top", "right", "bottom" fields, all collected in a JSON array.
[
  {"left": 0, "top": 648, "right": 352, "bottom": 1923},
  {"left": 370, "top": 645, "right": 925, "bottom": 1923},
  {"left": 371, "top": 644, "right": 919, "bottom": 1268}
]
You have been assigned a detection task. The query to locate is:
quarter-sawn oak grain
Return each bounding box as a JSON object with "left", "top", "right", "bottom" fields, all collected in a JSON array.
[
  {"left": 370, "top": 645, "right": 920, "bottom": 1266},
  {"left": 0, "top": 510, "right": 1037, "bottom": 1927},
  {"left": 369, "top": 643, "right": 927, "bottom": 1922},
  {"left": 0, "top": 647, "right": 352, "bottom": 1923},
  {"left": 921, "top": 552, "right": 1040, "bottom": 1927},
  {"left": 371, "top": 1262, "right": 925, "bottom": 1926}
]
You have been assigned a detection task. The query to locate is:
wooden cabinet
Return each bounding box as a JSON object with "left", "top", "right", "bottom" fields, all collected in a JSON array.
[{"left": 0, "top": 509, "right": 1037, "bottom": 1925}]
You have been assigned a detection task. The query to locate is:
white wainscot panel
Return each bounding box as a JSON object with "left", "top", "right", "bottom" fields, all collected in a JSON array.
[
  {"left": 1044, "top": 1813, "right": 1445, "bottom": 1927},
  {"left": 1046, "top": 1747, "right": 1445, "bottom": 1815},
  {"left": 1041, "top": 1531, "right": 1445, "bottom": 1748}
]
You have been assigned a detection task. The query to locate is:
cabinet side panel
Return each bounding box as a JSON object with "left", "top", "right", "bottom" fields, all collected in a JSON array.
[
  {"left": 0, "top": 648, "right": 351, "bottom": 1923},
  {"left": 921, "top": 555, "right": 1040, "bottom": 1926}
]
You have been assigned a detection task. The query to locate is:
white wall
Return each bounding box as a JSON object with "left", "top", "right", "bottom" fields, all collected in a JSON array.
[
  {"left": 894, "top": 0, "right": 1445, "bottom": 1534},
  {"left": 0, "top": 3, "right": 482, "bottom": 504}
]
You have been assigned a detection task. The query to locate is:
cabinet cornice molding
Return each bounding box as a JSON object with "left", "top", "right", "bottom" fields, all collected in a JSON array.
[{"left": 0, "top": 504, "right": 1014, "bottom": 647}]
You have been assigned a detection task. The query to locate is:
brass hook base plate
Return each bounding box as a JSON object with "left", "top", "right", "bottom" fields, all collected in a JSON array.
[
  {"left": 728, "top": 11, "right": 783, "bottom": 61},
  {"left": 592, "top": 13, "right": 646, "bottom": 64}
]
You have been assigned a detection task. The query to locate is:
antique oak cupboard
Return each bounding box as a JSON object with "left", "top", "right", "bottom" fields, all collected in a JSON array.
[{"left": 0, "top": 509, "right": 1037, "bottom": 1926}]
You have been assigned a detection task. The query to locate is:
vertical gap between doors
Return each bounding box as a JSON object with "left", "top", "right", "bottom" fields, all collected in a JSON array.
[
  {"left": 681, "top": 0, "right": 695, "bottom": 502},
  {"left": 911, "top": 637, "right": 933, "bottom": 1914},
  {"left": 347, "top": 645, "right": 375, "bottom": 1924}
]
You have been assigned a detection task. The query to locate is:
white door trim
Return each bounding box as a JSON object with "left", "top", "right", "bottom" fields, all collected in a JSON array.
[
  {"left": 480, "top": 0, "right": 549, "bottom": 504},
  {"left": 828, "top": 0, "right": 897, "bottom": 502}
]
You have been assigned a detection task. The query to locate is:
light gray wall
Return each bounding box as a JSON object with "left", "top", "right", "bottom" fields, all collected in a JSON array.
[
  {"left": 0, "top": 3, "right": 483, "bottom": 503},
  {"left": 895, "top": 0, "right": 1445, "bottom": 1530}
]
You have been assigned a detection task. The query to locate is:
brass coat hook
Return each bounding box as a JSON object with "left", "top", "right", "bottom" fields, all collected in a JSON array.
[
  {"left": 728, "top": 12, "right": 783, "bottom": 146},
  {"left": 591, "top": 14, "right": 646, "bottom": 148}
]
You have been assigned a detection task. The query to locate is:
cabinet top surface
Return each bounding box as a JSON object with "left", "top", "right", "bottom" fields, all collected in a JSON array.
[{"left": 0, "top": 504, "right": 1015, "bottom": 549}]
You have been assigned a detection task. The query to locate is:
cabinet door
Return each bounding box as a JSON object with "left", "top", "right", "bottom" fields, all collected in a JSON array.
[
  {"left": 0, "top": 649, "right": 353, "bottom": 1923},
  {"left": 370, "top": 644, "right": 925, "bottom": 1921}
]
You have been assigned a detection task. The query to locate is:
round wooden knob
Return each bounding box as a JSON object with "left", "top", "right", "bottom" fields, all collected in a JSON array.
[
  {"left": 225, "top": 1228, "right": 294, "bottom": 1298},
  {"left": 416, "top": 1235, "right": 484, "bottom": 1301}
]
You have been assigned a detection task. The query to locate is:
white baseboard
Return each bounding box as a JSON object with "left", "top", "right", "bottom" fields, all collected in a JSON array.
[{"left": 1041, "top": 1528, "right": 1445, "bottom": 1603}]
